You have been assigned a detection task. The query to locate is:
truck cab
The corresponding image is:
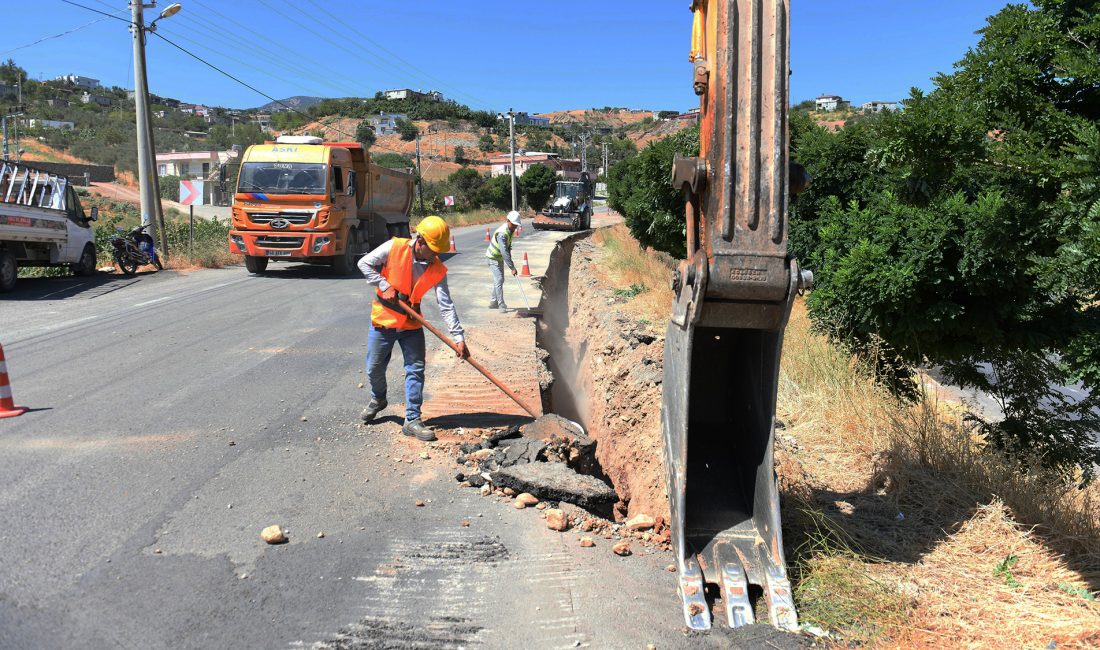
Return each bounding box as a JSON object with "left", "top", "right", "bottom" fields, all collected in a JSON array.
[{"left": 228, "top": 136, "right": 414, "bottom": 275}]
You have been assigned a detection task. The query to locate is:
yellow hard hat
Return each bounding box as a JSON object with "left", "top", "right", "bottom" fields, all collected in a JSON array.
[{"left": 416, "top": 215, "right": 450, "bottom": 253}]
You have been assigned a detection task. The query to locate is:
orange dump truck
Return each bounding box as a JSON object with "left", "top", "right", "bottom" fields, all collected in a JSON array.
[{"left": 228, "top": 136, "right": 415, "bottom": 274}]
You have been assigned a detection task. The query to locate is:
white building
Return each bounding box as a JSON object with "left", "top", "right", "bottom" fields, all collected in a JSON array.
[
  {"left": 156, "top": 149, "right": 238, "bottom": 179},
  {"left": 489, "top": 152, "right": 582, "bottom": 180},
  {"left": 815, "top": 94, "right": 848, "bottom": 111},
  {"left": 367, "top": 112, "right": 408, "bottom": 136},
  {"left": 27, "top": 119, "right": 75, "bottom": 130},
  {"left": 861, "top": 100, "right": 899, "bottom": 113},
  {"left": 382, "top": 88, "right": 443, "bottom": 102},
  {"left": 56, "top": 74, "right": 101, "bottom": 90},
  {"left": 80, "top": 92, "right": 112, "bottom": 107}
]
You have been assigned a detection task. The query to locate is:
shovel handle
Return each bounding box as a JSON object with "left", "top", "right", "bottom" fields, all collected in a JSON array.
[{"left": 394, "top": 299, "right": 540, "bottom": 418}]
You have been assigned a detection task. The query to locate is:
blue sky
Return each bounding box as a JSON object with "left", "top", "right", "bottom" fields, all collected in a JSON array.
[{"left": 5, "top": 1, "right": 1014, "bottom": 112}]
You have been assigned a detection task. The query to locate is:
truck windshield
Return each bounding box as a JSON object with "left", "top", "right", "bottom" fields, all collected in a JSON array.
[
  {"left": 238, "top": 162, "right": 327, "bottom": 195},
  {"left": 555, "top": 183, "right": 582, "bottom": 199}
]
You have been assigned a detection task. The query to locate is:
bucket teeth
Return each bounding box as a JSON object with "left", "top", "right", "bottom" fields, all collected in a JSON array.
[
  {"left": 765, "top": 565, "right": 799, "bottom": 632},
  {"left": 678, "top": 557, "right": 711, "bottom": 630},
  {"left": 717, "top": 553, "right": 755, "bottom": 628}
]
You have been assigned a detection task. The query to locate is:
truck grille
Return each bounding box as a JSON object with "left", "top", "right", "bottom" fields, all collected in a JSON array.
[
  {"left": 248, "top": 211, "right": 313, "bottom": 225},
  {"left": 255, "top": 236, "right": 305, "bottom": 249}
]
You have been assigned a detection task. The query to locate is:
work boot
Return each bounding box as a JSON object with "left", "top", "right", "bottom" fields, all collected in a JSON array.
[
  {"left": 488, "top": 301, "right": 499, "bottom": 309},
  {"left": 360, "top": 397, "right": 387, "bottom": 423},
  {"left": 402, "top": 418, "right": 436, "bottom": 442}
]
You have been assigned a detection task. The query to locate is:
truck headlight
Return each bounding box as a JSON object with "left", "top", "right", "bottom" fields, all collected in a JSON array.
[
  {"left": 231, "top": 234, "right": 246, "bottom": 252},
  {"left": 312, "top": 236, "right": 331, "bottom": 254}
]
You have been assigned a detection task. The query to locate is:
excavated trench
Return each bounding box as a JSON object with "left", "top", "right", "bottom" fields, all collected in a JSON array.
[{"left": 534, "top": 234, "right": 670, "bottom": 522}]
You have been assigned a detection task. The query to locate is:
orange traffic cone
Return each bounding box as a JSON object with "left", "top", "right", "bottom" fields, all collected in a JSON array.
[
  {"left": 449, "top": 234, "right": 457, "bottom": 253},
  {"left": 485, "top": 227, "right": 491, "bottom": 241},
  {"left": 520, "top": 252, "right": 532, "bottom": 277},
  {"left": 0, "top": 343, "right": 27, "bottom": 419}
]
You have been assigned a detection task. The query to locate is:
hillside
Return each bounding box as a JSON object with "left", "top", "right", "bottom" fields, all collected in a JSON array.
[{"left": 256, "top": 96, "right": 324, "bottom": 112}]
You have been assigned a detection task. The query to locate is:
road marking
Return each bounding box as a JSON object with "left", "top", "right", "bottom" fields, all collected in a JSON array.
[{"left": 133, "top": 296, "right": 173, "bottom": 307}]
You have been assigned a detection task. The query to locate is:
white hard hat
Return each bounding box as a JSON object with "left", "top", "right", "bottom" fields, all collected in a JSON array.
[{"left": 506, "top": 210, "right": 521, "bottom": 225}]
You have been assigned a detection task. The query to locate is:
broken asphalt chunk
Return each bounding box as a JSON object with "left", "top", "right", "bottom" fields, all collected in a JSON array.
[{"left": 490, "top": 462, "right": 618, "bottom": 513}]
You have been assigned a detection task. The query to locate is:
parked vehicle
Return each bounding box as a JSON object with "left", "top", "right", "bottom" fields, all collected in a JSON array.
[
  {"left": 0, "top": 162, "right": 98, "bottom": 292},
  {"left": 532, "top": 171, "right": 593, "bottom": 231},
  {"left": 228, "top": 136, "right": 415, "bottom": 275},
  {"left": 110, "top": 225, "right": 162, "bottom": 275}
]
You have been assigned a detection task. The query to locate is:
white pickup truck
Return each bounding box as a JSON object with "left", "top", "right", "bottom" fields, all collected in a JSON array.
[{"left": 0, "top": 162, "right": 99, "bottom": 292}]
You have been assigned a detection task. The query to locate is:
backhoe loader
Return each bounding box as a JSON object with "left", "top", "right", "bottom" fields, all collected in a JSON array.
[{"left": 662, "top": 0, "right": 812, "bottom": 631}]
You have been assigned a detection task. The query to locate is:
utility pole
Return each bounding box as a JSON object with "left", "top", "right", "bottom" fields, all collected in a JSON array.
[
  {"left": 507, "top": 108, "right": 517, "bottom": 212},
  {"left": 13, "top": 78, "right": 20, "bottom": 160},
  {"left": 131, "top": 1, "right": 180, "bottom": 259},
  {"left": 414, "top": 129, "right": 425, "bottom": 216},
  {"left": 602, "top": 142, "right": 609, "bottom": 177},
  {"left": 578, "top": 131, "right": 590, "bottom": 174},
  {"left": 2, "top": 106, "right": 24, "bottom": 161}
]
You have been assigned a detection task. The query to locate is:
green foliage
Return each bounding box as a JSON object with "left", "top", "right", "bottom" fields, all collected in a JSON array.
[
  {"left": 445, "top": 167, "right": 484, "bottom": 211},
  {"left": 0, "top": 58, "right": 24, "bottom": 84},
  {"left": 791, "top": 0, "right": 1100, "bottom": 477},
  {"left": 657, "top": 110, "right": 679, "bottom": 120},
  {"left": 370, "top": 152, "right": 413, "bottom": 170},
  {"left": 607, "top": 124, "right": 698, "bottom": 258},
  {"left": 993, "top": 555, "right": 1021, "bottom": 588},
  {"left": 478, "top": 134, "right": 495, "bottom": 153},
  {"left": 481, "top": 174, "right": 513, "bottom": 211},
  {"left": 395, "top": 118, "right": 419, "bottom": 141},
  {"left": 159, "top": 175, "right": 181, "bottom": 202},
  {"left": 518, "top": 164, "right": 557, "bottom": 211},
  {"left": 453, "top": 145, "right": 465, "bottom": 162},
  {"left": 356, "top": 120, "right": 376, "bottom": 150}
]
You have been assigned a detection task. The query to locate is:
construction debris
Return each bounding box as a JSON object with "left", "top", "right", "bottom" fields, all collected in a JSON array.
[
  {"left": 545, "top": 508, "right": 568, "bottom": 531},
  {"left": 612, "top": 541, "right": 632, "bottom": 556},
  {"left": 515, "top": 493, "right": 539, "bottom": 507},
  {"left": 580, "top": 536, "right": 595, "bottom": 547},
  {"left": 491, "top": 462, "right": 618, "bottom": 512}
]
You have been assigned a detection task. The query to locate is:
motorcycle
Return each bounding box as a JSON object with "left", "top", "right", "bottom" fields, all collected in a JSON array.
[{"left": 110, "top": 225, "right": 163, "bottom": 275}]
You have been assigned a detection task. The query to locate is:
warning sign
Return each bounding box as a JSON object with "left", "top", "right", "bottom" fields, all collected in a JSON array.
[
  {"left": 179, "top": 180, "right": 205, "bottom": 206},
  {"left": 444, "top": 195, "right": 455, "bottom": 207}
]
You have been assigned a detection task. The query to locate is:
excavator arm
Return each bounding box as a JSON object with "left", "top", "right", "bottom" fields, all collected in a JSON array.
[{"left": 662, "top": 0, "right": 812, "bottom": 631}]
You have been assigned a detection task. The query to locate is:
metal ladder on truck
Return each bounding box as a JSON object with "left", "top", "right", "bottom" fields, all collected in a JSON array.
[
  {"left": 0, "top": 162, "right": 67, "bottom": 209},
  {"left": 663, "top": 0, "right": 812, "bottom": 631}
]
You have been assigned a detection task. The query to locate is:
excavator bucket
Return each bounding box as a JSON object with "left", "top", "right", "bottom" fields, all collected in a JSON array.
[{"left": 662, "top": 0, "right": 811, "bottom": 631}]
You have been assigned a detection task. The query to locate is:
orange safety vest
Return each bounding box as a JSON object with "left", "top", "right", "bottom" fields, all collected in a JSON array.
[{"left": 370, "top": 237, "right": 448, "bottom": 330}]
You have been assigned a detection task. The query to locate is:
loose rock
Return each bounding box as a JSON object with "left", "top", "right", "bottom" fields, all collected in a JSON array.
[
  {"left": 491, "top": 462, "right": 618, "bottom": 513},
  {"left": 317, "top": 532, "right": 325, "bottom": 538},
  {"left": 545, "top": 508, "right": 568, "bottom": 531},
  {"left": 515, "top": 493, "right": 539, "bottom": 507},
  {"left": 415, "top": 499, "right": 425, "bottom": 507},
  {"left": 612, "top": 541, "right": 632, "bottom": 556},
  {"left": 580, "top": 536, "right": 595, "bottom": 547},
  {"left": 479, "top": 484, "right": 492, "bottom": 497},
  {"left": 625, "top": 513, "right": 656, "bottom": 531},
  {"left": 261, "top": 525, "right": 287, "bottom": 544}
]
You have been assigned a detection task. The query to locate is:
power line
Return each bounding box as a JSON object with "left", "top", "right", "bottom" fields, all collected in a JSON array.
[
  {"left": 59, "top": 0, "right": 131, "bottom": 24},
  {"left": 1, "top": 15, "right": 118, "bottom": 55}
]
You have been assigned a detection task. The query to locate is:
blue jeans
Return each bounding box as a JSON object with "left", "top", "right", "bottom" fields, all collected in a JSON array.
[{"left": 366, "top": 324, "right": 426, "bottom": 422}]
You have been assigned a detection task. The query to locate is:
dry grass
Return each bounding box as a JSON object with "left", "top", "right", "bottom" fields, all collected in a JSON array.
[
  {"left": 591, "top": 224, "right": 675, "bottom": 324},
  {"left": 413, "top": 208, "right": 510, "bottom": 230},
  {"left": 778, "top": 299, "right": 1100, "bottom": 646}
]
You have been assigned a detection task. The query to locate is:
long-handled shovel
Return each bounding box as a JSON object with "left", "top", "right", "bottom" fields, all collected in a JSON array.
[
  {"left": 393, "top": 298, "right": 540, "bottom": 418},
  {"left": 512, "top": 273, "right": 543, "bottom": 317}
]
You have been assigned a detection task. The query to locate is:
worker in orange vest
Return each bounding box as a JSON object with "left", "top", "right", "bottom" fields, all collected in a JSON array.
[{"left": 357, "top": 216, "right": 469, "bottom": 441}]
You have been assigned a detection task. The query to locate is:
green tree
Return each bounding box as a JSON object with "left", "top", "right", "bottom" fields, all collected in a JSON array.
[
  {"left": 607, "top": 124, "right": 698, "bottom": 258},
  {"left": 356, "top": 120, "right": 376, "bottom": 150},
  {"left": 453, "top": 145, "right": 465, "bottom": 162},
  {"left": 478, "top": 134, "right": 495, "bottom": 153},
  {"left": 481, "top": 174, "right": 513, "bottom": 211},
  {"left": 370, "top": 152, "right": 414, "bottom": 169},
  {"left": 0, "top": 58, "right": 25, "bottom": 85},
  {"left": 446, "top": 167, "right": 483, "bottom": 209},
  {"left": 519, "top": 164, "right": 557, "bottom": 211},
  {"left": 395, "top": 118, "right": 419, "bottom": 141},
  {"left": 791, "top": 0, "right": 1100, "bottom": 477}
]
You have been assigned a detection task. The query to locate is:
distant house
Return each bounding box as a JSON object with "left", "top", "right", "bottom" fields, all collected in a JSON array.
[
  {"left": 382, "top": 88, "right": 443, "bottom": 102},
  {"left": 513, "top": 112, "right": 551, "bottom": 127},
  {"left": 861, "top": 100, "right": 898, "bottom": 113},
  {"left": 80, "top": 92, "right": 112, "bottom": 107},
  {"left": 489, "top": 152, "right": 582, "bottom": 180},
  {"left": 46, "top": 98, "right": 70, "bottom": 109},
  {"left": 815, "top": 95, "right": 848, "bottom": 111},
  {"left": 26, "top": 119, "right": 75, "bottom": 130},
  {"left": 367, "top": 112, "right": 408, "bottom": 136},
  {"left": 156, "top": 149, "right": 238, "bottom": 179},
  {"left": 250, "top": 113, "right": 272, "bottom": 132},
  {"left": 56, "top": 74, "right": 100, "bottom": 91}
]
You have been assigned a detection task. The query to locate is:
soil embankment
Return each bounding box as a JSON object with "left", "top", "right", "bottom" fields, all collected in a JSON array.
[{"left": 536, "top": 236, "right": 668, "bottom": 522}]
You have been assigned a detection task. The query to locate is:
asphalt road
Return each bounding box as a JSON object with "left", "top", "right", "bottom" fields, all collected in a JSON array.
[{"left": 0, "top": 214, "right": 805, "bottom": 649}]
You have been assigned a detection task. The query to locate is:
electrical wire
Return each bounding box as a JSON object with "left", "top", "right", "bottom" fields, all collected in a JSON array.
[{"left": 1, "top": 15, "right": 118, "bottom": 55}]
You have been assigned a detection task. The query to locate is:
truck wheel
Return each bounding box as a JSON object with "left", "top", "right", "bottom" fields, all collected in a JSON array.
[
  {"left": 244, "top": 255, "right": 269, "bottom": 274},
  {"left": 71, "top": 243, "right": 97, "bottom": 277},
  {"left": 0, "top": 250, "right": 16, "bottom": 292},
  {"left": 332, "top": 231, "right": 357, "bottom": 276}
]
